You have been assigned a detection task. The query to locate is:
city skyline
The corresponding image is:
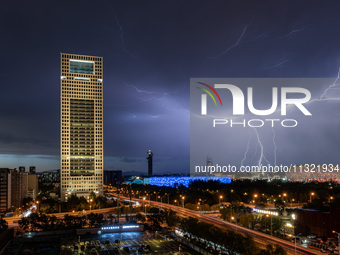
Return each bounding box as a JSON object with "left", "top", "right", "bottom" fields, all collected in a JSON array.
[{"left": 2, "top": 1, "right": 340, "bottom": 173}]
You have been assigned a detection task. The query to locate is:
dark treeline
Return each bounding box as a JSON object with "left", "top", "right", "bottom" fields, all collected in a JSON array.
[{"left": 121, "top": 179, "right": 340, "bottom": 210}]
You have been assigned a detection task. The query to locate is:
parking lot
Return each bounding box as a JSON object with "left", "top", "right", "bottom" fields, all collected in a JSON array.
[
  {"left": 60, "top": 231, "right": 197, "bottom": 255},
  {"left": 308, "top": 239, "right": 339, "bottom": 254}
]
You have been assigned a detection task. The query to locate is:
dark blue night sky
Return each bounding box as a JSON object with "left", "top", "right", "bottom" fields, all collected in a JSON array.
[{"left": 1, "top": 1, "right": 340, "bottom": 174}]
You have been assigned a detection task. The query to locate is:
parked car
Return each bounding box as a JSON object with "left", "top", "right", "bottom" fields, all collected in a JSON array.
[{"left": 307, "top": 234, "right": 317, "bottom": 239}]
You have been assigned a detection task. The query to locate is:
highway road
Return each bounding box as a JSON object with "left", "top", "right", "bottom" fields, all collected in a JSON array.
[
  {"left": 114, "top": 194, "right": 323, "bottom": 255},
  {"left": 4, "top": 207, "right": 119, "bottom": 227},
  {"left": 4, "top": 194, "right": 323, "bottom": 255}
]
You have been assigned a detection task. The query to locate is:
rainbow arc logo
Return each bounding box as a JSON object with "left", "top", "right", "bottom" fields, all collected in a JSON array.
[
  {"left": 197, "top": 82, "right": 222, "bottom": 115},
  {"left": 196, "top": 82, "right": 223, "bottom": 106}
]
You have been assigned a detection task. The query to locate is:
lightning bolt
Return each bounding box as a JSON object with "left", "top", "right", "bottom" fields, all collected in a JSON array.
[
  {"left": 240, "top": 126, "right": 277, "bottom": 172},
  {"left": 278, "top": 24, "right": 314, "bottom": 39},
  {"left": 209, "top": 23, "right": 250, "bottom": 59},
  {"left": 241, "top": 129, "right": 251, "bottom": 167},
  {"left": 113, "top": 12, "right": 134, "bottom": 58},
  {"left": 262, "top": 56, "right": 289, "bottom": 69},
  {"left": 104, "top": 2, "right": 134, "bottom": 58},
  {"left": 239, "top": 66, "right": 340, "bottom": 177},
  {"left": 320, "top": 67, "right": 340, "bottom": 99},
  {"left": 125, "top": 83, "right": 190, "bottom": 115},
  {"left": 253, "top": 128, "right": 270, "bottom": 168},
  {"left": 126, "top": 83, "right": 166, "bottom": 95},
  {"left": 304, "top": 67, "right": 340, "bottom": 109},
  {"left": 243, "top": 127, "right": 271, "bottom": 174},
  {"left": 272, "top": 127, "right": 277, "bottom": 166},
  {"left": 251, "top": 139, "right": 259, "bottom": 164},
  {"left": 253, "top": 33, "right": 269, "bottom": 40},
  {"left": 144, "top": 114, "right": 160, "bottom": 119}
]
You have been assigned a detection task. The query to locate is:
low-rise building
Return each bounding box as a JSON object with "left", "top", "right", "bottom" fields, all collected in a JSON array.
[
  {"left": 0, "top": 168, "right": 39, "bottom": 213},
  {"left": 295, "top": 207, "right": 340, "bottom": 237},
  {"left": 103, "top": 170, "right": 122, "bottom": 186},
  {"left": 0, "top": 169, "right": 11, "bottom": 213},
  {"left": 28, "top": 174, "right": 38, "bottom": 200}
]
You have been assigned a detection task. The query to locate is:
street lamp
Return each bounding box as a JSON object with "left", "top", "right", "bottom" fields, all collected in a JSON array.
[
  {"left": 181, "top": 196, "right": 185, "bottom": 208},
  {"left": 291, "top": 213, "right": 299, "bottom": 255},
  {"left": 174, "top": 199, "right": 177, "bottom": 206},
  {"left": 143, "top": 197, "right": 146, "bottom": 215},
  {"left": 219, "top": 195, "right": 223, "bottom": 205},
  {"left": 36, "top": 201, "right": 40, "bottom": 213},
  {"left": 254, "top": 194, "right": 258, "bottom": 204},
  {"left": 230, "top": 216, "right": 237, "bottom": 231},
  {"left": 90, "top": 199, "right": 93, "bottom": 211},
  {"left": 270, "top": 214, "right": 273, "bottom": 236},
  {"left": 310, "top": 192, "right": 315, "bottom": 203},
  {"left": 294, "top": 233, "right": 302, "bottom": 255}
]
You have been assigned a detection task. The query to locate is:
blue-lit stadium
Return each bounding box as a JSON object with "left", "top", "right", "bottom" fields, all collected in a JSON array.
[{"left": 127, "top": 176, "right": 231, "bottom": 188}]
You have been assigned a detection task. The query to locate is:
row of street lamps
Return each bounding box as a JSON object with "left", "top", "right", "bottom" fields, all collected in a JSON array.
[
  {"left": 117, "top": 187, "right": 340, "bottom": 254},
  {"left": 119, "top": 184, "right": 338, "bottom": 207}
]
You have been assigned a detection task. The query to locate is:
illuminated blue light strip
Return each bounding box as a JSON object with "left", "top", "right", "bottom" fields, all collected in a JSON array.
[
  {"left": 101, "top": 225, "right": 139, "bottom": 230},
  {"left": 122, "top": 225, "right": 139, "bottom": 229},
  {"left": 146, "top": 176, "right": 231, "bottom": 188}
]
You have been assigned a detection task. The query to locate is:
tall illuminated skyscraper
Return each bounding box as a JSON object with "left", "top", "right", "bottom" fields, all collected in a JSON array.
[{"left": 60, "top": 53, "right": 103, "bottom": 201}]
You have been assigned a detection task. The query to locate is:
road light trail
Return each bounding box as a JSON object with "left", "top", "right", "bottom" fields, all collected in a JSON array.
[{"left": 115, "top": 194, "right": 322, "bottom": 255}]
